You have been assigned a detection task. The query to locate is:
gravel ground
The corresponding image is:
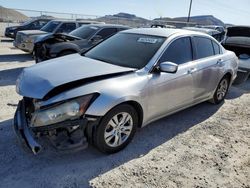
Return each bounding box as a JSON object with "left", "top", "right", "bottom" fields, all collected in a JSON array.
[{"left": 0, "top": 37, "right": 249, "bottom": 188}]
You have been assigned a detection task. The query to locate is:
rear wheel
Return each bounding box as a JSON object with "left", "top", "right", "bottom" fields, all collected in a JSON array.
[
  {"left": 210, "top": 76, "right": 230, "bottom": 104},
  {"left": 93, "top": 104, "right": 138, "bottom": 154}
]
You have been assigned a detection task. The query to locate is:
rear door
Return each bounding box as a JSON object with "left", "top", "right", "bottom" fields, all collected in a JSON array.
[{"left": 191, "top": 36, "right": 223, "bottom": 101}]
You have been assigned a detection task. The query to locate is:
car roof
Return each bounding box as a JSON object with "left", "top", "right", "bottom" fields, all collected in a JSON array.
[{"left": 121, "top": 28, "right": 207, "bottom": 38}]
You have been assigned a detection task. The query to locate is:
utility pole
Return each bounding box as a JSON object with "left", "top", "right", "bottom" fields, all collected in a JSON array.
[{"left": 187, "top": 0, "right": 193, "bottom": 22}]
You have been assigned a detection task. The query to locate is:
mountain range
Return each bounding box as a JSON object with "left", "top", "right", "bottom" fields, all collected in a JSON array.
[{"left": 0, "top": 5, "right": 225, "bottom": 27}]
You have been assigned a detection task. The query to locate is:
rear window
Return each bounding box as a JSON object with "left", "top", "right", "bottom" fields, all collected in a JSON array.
[
  {"left": 194, "top": 37, "right": 214, "bottom": 59},
  {"left": 212, "top": 41, "right": 221, "bottom": 55}
]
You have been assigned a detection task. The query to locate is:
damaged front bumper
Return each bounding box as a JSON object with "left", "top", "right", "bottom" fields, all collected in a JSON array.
[
  {"left": 14, "top": 100, "right": 42, "bottom": 154},
  {"left": 13, "top": 100, "right": 97, "bottom": 154}
]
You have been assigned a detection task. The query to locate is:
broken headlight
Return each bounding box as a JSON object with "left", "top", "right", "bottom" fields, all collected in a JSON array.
[{"left": 30, "top": 94, "right": 96, "bottom": 127}]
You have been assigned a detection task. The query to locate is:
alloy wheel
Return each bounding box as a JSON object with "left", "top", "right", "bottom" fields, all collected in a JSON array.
[
  {"left": 104, "top": 112, "right": 133, "bottom": 147},
  {"left": 217, "top": 79, "right": 228, "bottom": 101}
]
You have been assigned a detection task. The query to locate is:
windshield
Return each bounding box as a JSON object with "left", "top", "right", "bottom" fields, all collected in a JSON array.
[
  {"left": 21, "top": 19, "right": 34, "bottom": 26},
  {"left": 69, "top": 25, "right": 99, "bottom": 39},
  {"left": 41, "top": 21, "right": 60, "bottom": 32},
  {"left": 227, "top": 27, "right": 250, "bottom": 37},
  {"left": 84, "top": 33, "right": 166, "bottom": 69}
]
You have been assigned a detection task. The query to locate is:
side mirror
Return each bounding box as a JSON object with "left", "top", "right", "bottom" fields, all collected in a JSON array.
[{"left": 159, "top": 62, "right": 178, "bottom": 73}]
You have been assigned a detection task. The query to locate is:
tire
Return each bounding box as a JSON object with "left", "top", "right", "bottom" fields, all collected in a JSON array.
[
  {"left": 210, "top": 76, "right": 230, "bottom": 104},
  {"left": 93, "top": 104, "right": 138, "bottom": 154},
  {"left": 58, "top": 50, "right": 76, "bottom": 57},
  {"left": 33, "top": 46, "right": 45, "bottom": 63}
]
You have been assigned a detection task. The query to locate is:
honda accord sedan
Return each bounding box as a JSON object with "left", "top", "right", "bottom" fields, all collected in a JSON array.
[{"left": 14, "top": 28, "right": 238, "bottom": 154}]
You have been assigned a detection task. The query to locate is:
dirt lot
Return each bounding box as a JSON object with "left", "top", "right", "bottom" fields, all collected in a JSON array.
[{"left": 0, "top": 37, "right": 249, "bottom": 188}]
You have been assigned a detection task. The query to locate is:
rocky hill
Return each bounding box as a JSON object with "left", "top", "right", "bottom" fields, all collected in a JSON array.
[
  {"left": 98, "top": 13, "right": 225, "bottom": 28},
  {"left": 0, "top": 6, "right": 28, "bottom": 22},
  {"left": 97, "top": 12, "right": 150, "bottom": 27}
]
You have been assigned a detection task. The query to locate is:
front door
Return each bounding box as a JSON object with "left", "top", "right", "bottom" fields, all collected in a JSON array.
[{"left": 146, "top": 37, "right": 196, "bottom": 122}]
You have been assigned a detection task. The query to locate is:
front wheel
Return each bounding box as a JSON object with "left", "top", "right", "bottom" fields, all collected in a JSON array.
[
  {"left": 93, "top": 104, "right": 138, "bottom": 154},
  {"left": 210, "top": 76, "right": 230, "bottom": 104}
]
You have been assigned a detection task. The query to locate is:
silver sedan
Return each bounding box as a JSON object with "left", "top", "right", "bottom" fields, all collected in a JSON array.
[{"left": 14, "top": 28, "right": 238, "bottom": 154}]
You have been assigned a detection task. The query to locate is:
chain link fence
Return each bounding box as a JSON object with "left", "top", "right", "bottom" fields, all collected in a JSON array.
[{"left": 0, "top": 8, "right": 197, "bottom": 37}]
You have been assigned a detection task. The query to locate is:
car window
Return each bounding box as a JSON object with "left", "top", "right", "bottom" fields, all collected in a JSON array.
[
  {"left": 69, "top": 25, "right": 100, "bottom": 39},
  {"left": 96, "top": 28, "right": 118, "bottom": 39},
  {"left": 212, "top": 41, "right": 221, "bottom": 55},
  {"left": 38, "top": 20, "right": 49, "bottom": 27},
  {"left": 31, "top": 20, "right": 48, "bottom": 29},
  {"left": 78, "top": 22, "right": 91, "bottom": 27},
  {"left": 118, "top": 27, "right": 129, "bottom": 31},
  {"left": 57, "top": 23, "right": 77, "bottom": 33},
  {"left": 193, "top": 37, "right": 214, "bottom": 59},
  {"left": 159, "top": 37, "right": 193, "bottom": 65},
  {"left": 41, "top": 21, "right": 61, "bottom": 32}
]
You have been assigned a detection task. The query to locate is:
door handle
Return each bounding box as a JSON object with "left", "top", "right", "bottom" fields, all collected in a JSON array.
[
  {"left": 217, "top": 59, "right": 224, "bottom": 66},
  {"left": 187, "top": 68, "right": 197, "bottom": 74}
]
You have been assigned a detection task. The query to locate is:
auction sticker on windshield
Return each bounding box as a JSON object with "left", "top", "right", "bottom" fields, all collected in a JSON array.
[{"left": 137, "top": 37, "right": 159, "bottom": 44}]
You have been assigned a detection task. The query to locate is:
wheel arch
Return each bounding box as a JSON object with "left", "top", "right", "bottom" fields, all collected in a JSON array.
[
  {"left": 57, "top": 49, "right": 78, "bottom": 57},
  {"left": 117, "top": 101, "right": 144, "bottom": 128},
  {"left": 223, "top": 71, "right": 233, "bottom": 84},
  {"left": 49, "top": 43, "right": 79, "bottom": 56},
  {"left": 86, "top": 96, "right": 144, "bottom": 128}
]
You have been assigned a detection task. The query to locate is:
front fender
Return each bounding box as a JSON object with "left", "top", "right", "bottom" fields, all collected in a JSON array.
[
  {"left": 35, "top": 33, "right": 54, "bottom": 43},
  {"left": 85, "top": 93, "right": 144, "bottom": 117},
  {"left": 50, "top": 43, "right": 80, "bottom": 55}
]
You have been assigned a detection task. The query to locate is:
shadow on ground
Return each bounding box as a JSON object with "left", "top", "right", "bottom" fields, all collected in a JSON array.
[
  {"left": 0, "top": 67, "right": 24, "bottom": 86},
  {"left": 0, "top": 101, "right": 223, "bottom": 188},
  {"left": 0, "top": 54, "right": 33, "bottom": 63},
  {"left": 226, "top": 79, "right": 250, "bottom": 99},
  {"left": 0, "top": 39, "right": 14, "bottom": 42}
]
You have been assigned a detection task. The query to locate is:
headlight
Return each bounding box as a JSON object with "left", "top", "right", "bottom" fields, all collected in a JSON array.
[
  {"left": 30, "top": 94, "right": 96, "bottom": 127},
  {"left": 24, "top": 37, "right": 33, "bottom": 43}
]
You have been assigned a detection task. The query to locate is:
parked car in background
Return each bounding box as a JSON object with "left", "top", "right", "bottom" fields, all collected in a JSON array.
[
  {"left": 34, "top": 24, "right": 131, "bottom": 63},
  {"left": 222, "top": 26, "right": 250, "bottom": 84},
  {"left": 14, "top": 28, "right": 238, "bottom": 154},
  {"left": 183, "top": 27, "right": 225, "bottom": 42},
  {"left": 201, "top": 25, "right": 225, "bottom": 33},
  {"left": 151, "top": 24, "right": 176, "bottom": 28},
  {"left": 14, "top": 20, "right": 102, "bottom": 53},
  {"left": 5, "top": 18, "right": 51, "bottom": 39}
]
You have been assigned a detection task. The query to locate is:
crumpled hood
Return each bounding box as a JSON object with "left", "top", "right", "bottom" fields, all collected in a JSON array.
[
  {"left": 16, "top": 54, "right": 135, "bottom": 99},
  {"left": 18, "top": 30, "right": 48, "bottom": 36},
  {"left": 35, "top": 33, "right": 81, "bottom": 43}
]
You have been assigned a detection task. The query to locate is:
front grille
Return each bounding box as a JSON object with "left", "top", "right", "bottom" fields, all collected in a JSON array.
[{"left": 15, "top": 33, "right": 23, "bottom": 44}]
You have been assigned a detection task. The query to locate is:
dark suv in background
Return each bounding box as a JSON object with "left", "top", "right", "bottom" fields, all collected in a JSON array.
[
  {"left": 14, "top": 20, "right": 102, "bottom": 53},
  {"left": 5, "top": 18, "right": 51, "bottom": 39},
  {"left": 34, "top": 24, "right": 131, "bottom": 62}
]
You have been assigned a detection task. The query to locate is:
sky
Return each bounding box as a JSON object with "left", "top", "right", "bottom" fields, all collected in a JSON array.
[{"left": 0, "top": 0, "right": 250, "bottom": 25}]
